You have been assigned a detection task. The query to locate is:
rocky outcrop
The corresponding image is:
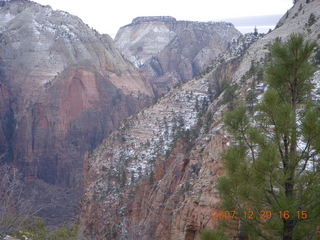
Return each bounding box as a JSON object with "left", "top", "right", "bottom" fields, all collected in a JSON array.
[
  {"left": 0, "top": 0, "right": 154, "bottom": 224},
  {"left": 115, "top": 17, "right": 241, "bottom": 95},
  {"left": 80, "top": 0, "right": 320, "bottom": 239}
]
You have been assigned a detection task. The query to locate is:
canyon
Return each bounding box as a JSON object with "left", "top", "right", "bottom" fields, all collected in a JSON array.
[
  {"left": 0, "top": 0, "right": 240, "bottom": 227},
  {"left": 80, "top": 0, "right": 320, "bottom": 239},
  {"left": 0, "top": 0, "right": 319, "bottom": 239}
]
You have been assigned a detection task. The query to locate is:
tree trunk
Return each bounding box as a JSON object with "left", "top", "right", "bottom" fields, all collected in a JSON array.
[{"left": 283, "top": 219, "right": 295, "bottom": 240}]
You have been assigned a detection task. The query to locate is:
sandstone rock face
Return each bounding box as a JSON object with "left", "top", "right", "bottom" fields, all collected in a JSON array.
[
  {"left": 81, "top": 1, "right": 320, "bottom": 239},
  {"left": 79, "top": 34, "right": 247, "bottom": 239},
  {"left": 115, "top": 17, "right": 241, "bottom": 95},
  {"left": 0, "top": 0, "right": 154, "bottom": 223}
]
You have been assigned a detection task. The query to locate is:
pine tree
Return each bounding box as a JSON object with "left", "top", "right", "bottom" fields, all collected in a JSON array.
[
  {"left": 245, "top": 81, "right": 257, "bottom": 115},
  {"left": 120, "top": 169, "right": 127, "bottom": 187},
  {"left": 254, "top": 26, "right": 258, "bottom": 37},
  {"left": 149, "top": 170, "right": 155, "bottom": 185},
  {"left": 216, "top": 34, "right": 320, "bottom": 240}
]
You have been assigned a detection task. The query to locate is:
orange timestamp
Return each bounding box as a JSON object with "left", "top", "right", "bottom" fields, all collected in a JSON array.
[{"left": 211, "top": 210, "right": 309, "bottom": 220}]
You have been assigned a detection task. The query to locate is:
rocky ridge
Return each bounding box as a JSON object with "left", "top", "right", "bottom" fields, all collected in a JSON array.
[
  {"left": 115, "top": 17, "right": 241, "bottom": 95},
  {"left": 80, "top": 0, "right": 320, "bottom": 239}
]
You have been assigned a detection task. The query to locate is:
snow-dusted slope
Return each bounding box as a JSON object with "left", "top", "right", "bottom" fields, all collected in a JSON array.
[{"left": 80, "top": 0, "right": 320, "bottom": 239}]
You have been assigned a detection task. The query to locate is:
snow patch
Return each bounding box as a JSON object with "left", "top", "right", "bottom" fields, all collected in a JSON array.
[{"left": 0, "top": 12, "right": 14, "bottom": 28}]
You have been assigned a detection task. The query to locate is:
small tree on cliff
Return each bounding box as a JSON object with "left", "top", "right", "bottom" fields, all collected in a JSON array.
[{"left": 216, "top": 34, "right": 320, "bottom": 240}]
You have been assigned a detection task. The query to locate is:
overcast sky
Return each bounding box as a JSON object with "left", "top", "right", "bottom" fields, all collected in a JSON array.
[{"left": 33, "top": 0, "right": 293, "bottom": 37}]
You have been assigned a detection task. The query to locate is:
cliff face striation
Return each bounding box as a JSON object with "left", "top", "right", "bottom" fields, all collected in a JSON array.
[
  {"left": 0, "top": 0, "right": 154, "bottom": 224},
  {"left": 80, "top": 0, "right": 320, "bottom": 239},
  {"left": 80, "top": 29, "right": 260, "bottom": 239},
  {"left": 115, "top": 17, "right": 241, "bottom": 95}
]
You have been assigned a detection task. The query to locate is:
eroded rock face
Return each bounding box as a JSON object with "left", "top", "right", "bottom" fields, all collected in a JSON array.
[
  {"left": 115, "top": 17, "right": 241, "bottom": 95},
  {"left": 0, "top": 0, "right": 154, "bottom": 223},
  {"left": 0, "top": 73, "right": 14, "bottom": 164},
  {"left": 79, "top": 42, "right": 243, "bottom": 239},
  {"left": 81, "top": 1, "right": 320, "bottom": 239}
]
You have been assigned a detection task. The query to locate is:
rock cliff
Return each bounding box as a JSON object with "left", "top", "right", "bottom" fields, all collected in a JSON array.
[
  {"left": 115, "top": 17, "right": 241, "bottom": 95},
  {"left": 80, "top": 0, "right": 320, "bottom": 239},
  {"left": 79, "top": 29, "right": 260, "bottom": 239},
  {"left": 0, "top": 0, "right": 154, "bottom": 224}
]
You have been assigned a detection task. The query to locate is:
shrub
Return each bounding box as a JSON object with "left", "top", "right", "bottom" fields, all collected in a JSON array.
[
  {"left": 308, "top": 13, "right": 316, "bottom": 26},
  {"left": 200, "top": 229, "right": 228, "bottom": 240}
]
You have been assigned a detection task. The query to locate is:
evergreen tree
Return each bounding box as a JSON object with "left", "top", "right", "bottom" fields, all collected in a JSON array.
[
  {"left": 120, "top": 169, "right": 127, "bottom": 187},
  {"left": 195, "top": 97, "right": 200, "bottom": 112},
  {"left": 177, "top": 116, "right": 185, "bottom": 137},
  {"left": 208, "top": 84, "right": 214, "bottom": 102},
  {"left": 245, "top": 81, "right": 257, "bottom": 115},
  {"left": 254, "top": 26, "right": 258, "bottom": 37},
  {"left": 149, "top": 170, "right": 155, "bottom": 185},
  {"left": 308, "top": 13, "right": 316, "bottom": 27},
  {"left": 222, "top": 83, "right": 238, "bottom": 109},
  {"left": 313, "top": 47, "right": 320, "bottom": 66},
  {"left": 130, "top": 172, "right": 135, "bottom": 185},
  {"left": 216, "top": 34, "right": 320, "bottom": 240}
]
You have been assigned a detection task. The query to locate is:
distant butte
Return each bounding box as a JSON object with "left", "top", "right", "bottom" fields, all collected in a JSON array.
[{"left": 132, "top": 16, "right": 177, "bottom": 24}]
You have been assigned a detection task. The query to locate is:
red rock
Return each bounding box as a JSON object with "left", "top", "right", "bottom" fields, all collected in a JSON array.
[{"left": 0, "top": 0, "right": 154, "bottom": 224}]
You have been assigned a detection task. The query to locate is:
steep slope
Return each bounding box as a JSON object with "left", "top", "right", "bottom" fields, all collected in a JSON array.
[
  {"left": 115, "top": 17, "right": 241, "bottom": 95},
  {"left": 0, "top": 0, "right": 154, "bottom": 224},
  {"left": 79, "top": 31, "right": 259, "bottom": 238},
  {"left": 80, "top": 0, "right": 320, "bottom": 239}
]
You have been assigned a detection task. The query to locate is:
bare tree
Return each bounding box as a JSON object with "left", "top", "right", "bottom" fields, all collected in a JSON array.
[{"left": 0, "top": 164, "right": 43, "bottom": 237}]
